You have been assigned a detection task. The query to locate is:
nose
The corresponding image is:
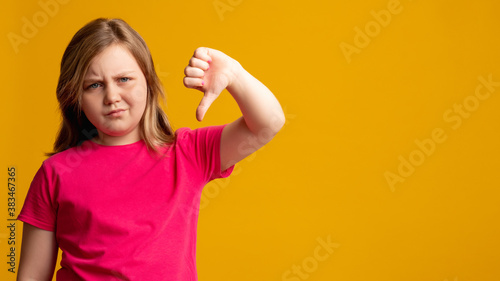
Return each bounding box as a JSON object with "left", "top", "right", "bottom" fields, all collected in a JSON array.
[{"left": 103, "top": 83, "right": 122, "bottom": 105}]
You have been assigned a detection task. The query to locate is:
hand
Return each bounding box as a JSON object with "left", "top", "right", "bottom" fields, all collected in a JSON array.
[{"left": 183, "top": 47, "right": 241, "bottom": 121}]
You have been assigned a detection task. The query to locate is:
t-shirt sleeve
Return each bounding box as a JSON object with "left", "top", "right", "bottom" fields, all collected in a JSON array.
[
  {"left": 175, "top": 124, "right": 235, "bottom": 183},
  {"left": 17, "top": 162, "right": 57, "bottom": 232}
]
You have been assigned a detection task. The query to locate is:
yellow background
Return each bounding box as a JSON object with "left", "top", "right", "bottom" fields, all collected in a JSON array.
[{"left": 1, "top": 0, "right": 500, "bottom": 280}]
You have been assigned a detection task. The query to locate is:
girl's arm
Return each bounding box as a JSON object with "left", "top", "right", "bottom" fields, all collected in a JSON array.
[
  {"left": 17, "top": 223, "right": 58, "bottom": 281},
  {"left": 183, "top": 47, "right": 286, "bottom": 171}
]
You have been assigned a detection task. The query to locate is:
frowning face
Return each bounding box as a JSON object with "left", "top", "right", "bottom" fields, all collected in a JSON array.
[{"left": 81, "top": 44, "right": 147, "bottom": 146}]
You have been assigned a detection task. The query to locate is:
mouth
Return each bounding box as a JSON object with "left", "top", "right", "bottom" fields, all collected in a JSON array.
[{"left": 107, "top": 108, "right": 126, "bottom": 117}]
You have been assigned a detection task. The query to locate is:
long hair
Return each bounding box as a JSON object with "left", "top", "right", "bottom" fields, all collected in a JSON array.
[{"left": 48, "top": 18, "right": 174, "bottom": 156}]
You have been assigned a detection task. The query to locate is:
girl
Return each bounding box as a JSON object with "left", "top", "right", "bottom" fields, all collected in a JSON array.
[{"left": 17, "top": 18, "right": 284, "bottom": 280}]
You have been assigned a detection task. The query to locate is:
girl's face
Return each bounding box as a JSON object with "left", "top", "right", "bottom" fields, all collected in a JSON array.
[{"left": 81, "top": 44, "right": 147, "bottom": 146}]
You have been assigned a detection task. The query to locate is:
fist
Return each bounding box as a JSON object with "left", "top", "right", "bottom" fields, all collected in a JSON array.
[{"left": 183, "top": 47, "right": 241, "bottom": 121}]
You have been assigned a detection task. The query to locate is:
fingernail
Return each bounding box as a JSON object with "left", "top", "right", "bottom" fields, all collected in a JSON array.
[
  {"left": 202, "top": 81, "right": 205, "bottom": 86},
  {"left": 207, "top": 66, "right": 210, "bottom": 70},
  {"left": 208, "top": 60, "right": 212, "bottom": 63}
]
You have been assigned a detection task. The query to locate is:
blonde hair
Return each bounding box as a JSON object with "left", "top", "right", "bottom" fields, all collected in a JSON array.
[{"left": 48, "top": 18, "right": 174, "bottom": 156}]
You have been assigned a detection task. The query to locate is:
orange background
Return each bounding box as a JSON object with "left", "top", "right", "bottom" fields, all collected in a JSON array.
[{"left": 1, "top": 0, "right": 500, "bottom": 280}]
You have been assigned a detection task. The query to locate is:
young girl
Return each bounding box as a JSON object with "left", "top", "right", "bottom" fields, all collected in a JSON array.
[{"left": 17, "top": 18, "right": 284, "bottom": 280}]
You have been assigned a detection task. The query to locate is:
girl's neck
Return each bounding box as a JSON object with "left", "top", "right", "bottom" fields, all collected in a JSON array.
[{"left": 92, "top": 131, "right": 142, "bottom": 146}]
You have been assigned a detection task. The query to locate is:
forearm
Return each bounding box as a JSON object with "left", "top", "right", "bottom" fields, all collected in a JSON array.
[{"left": 227, "top": 64, "right": 285, "bottom": 136}]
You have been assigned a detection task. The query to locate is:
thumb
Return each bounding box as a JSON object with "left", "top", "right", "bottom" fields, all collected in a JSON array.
[{"left": 196, "top": 92, "right": 218, "bottom": 121}]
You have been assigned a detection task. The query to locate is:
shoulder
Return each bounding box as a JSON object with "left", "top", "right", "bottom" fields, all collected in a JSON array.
[
  {"left": 175, "top": 125, "right": 227, "bottom": 140},
  {"left": 174, "top": 125, "right": 228, "bottom": 154},
  {"left": 43, "top": 145, "right": 79, "bottom": 167},
  {"left": 42, "top": 140, "right": 100, "bottom": 175},
  {"left": 174, "top": 127, "right": 193, "bottom": 140}
]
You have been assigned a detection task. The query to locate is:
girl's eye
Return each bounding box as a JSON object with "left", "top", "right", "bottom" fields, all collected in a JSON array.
[
  {"left": 88, "top": 83, "right": 100, "bottom": 89},
  {"left": 120, "top": 77, "right": 130, "bottom": 82}
]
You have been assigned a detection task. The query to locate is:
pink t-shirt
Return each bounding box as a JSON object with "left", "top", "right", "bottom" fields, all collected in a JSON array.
[{"left": 18, "top": 125, "right": 234, "bottom": 280}]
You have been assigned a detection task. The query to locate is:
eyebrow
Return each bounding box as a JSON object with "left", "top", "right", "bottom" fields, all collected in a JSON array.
[{"left": 83, "top": 71, "right": 137, "bottom": 82}]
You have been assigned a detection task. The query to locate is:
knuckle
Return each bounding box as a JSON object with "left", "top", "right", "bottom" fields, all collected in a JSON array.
[{"left": 194, "top": 47, "right": 204, "bottom": 56}]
